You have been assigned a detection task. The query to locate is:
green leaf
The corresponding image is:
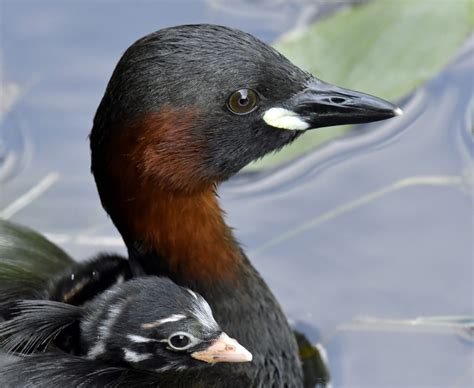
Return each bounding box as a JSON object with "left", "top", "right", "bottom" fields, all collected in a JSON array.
[
  {"left": 249, "top": 0, "right": 474, "bottom": 170},
  {"left": 0, "top": 219, "right": 74, "bottom": 299}
]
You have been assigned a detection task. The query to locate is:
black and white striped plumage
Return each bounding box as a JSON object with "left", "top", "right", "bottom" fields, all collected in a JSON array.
[{"left": 0, "top": 277, "right": 251, "bottom": 387}]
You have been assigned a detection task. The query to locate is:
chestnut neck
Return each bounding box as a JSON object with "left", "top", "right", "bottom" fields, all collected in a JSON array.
[
  {"left": 94, "top": 110, "right": 242, "bottom": 283},
  {"left": 122, "top": 186, "right": 242, "bottom": 283}
]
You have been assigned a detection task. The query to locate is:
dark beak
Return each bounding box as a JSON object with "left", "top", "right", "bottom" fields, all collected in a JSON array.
[
  {"left": 281, "top": 79, "right": 402, "bottom": 130},
  {"left": 262, "top": 79, "right": 403, "bottom": 131}
]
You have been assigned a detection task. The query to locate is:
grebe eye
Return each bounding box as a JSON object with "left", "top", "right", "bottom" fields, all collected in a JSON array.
[
  {"left": 227, "top": 89, "right": 259, "bottom": 115},
  {"left": 168, "top": 333, "right": 192, "bottom": 350}
]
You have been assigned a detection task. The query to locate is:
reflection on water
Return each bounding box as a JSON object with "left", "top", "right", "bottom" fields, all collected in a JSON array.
[
  {"left": 0, "top": 113, "right": 31, "bottom": 185},
  {"left": 0, "top": 1, "right": 472, "bottom": 387}
]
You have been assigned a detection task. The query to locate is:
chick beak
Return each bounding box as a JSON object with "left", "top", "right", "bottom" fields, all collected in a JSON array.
[
  {"left": 191, "top": 332, "right": 252, "bottom": 363},
  {"left": 263, "top": 79, "right": 402, "bottom": 131}
]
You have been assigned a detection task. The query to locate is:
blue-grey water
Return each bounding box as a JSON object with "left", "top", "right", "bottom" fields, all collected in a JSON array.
[{"left": 0, "top": 1, "right": 472, "bottom": 387}]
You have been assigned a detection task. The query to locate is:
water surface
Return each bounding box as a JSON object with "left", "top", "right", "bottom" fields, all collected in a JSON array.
[{"left": 0, "top": 1, "right": 472, "bottom": 386}]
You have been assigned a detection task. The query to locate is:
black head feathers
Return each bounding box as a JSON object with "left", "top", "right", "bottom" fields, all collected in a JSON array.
[{"left": 91, "top": 24, "right": 400, "bottom": 189}]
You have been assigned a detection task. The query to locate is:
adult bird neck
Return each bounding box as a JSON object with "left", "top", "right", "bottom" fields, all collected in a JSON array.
[
  {"left": 123, "top": 187, "right": 243, "bottom": 283},
  {"left": 92, "top": 111, "right": 243, "bottom": 284}
]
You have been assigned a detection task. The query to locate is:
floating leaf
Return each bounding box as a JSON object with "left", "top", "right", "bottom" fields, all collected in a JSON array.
[{"left": 249, "top": 0, "right": 474, "bottom": 169}]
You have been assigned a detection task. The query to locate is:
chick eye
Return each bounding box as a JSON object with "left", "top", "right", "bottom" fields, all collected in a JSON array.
[
  {"left": 227, "top": 89, "right": 259, "bottom": 115},
  {"left": 168, "top": 333, "right": 192, "bottom": 350}
]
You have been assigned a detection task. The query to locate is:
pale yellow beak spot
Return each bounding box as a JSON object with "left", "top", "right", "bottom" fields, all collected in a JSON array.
[{"left": 262, "top": 107, "right": 310, "bottom": 131}]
